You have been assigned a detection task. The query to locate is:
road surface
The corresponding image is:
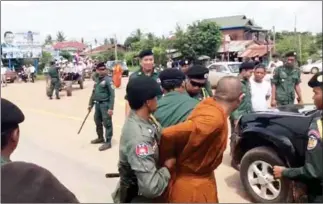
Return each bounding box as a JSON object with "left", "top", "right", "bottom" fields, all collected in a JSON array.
[{"left": 1, "top": 74, "right": 314, "bottom": 203}]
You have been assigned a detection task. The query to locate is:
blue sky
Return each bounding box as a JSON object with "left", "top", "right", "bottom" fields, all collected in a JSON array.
[{"left": 1, "top": 1, "right": 322, "bottom": 45}]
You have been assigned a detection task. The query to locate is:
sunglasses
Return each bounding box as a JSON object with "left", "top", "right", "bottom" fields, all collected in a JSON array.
[{"left": 189, "top": 80, "right": 205, "bottom": 88}]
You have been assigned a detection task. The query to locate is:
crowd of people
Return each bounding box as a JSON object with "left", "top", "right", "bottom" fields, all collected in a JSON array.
[{"left": 1, "top": 48, "right": 322, "bottom": 203}]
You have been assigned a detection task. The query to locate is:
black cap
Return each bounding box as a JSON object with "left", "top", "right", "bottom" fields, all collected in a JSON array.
[
  {"left": 308, "top": 71, "right": 323, "bottom": 88},
  {"left": 285, "top": 51, "right": 297, "bottom": 58},
  {"left": 239, "top": 62, "right": 255, "bottom": 71},
  {"left": 159, "top": 68, "right": 185, "bottom": 82},
  {"left": 186, "top": 65, "right": 209, "bottom": 79},
  {"left": 1, "top": 161, "right": 79, "bottom": 203},
  {"left": 126, "top": 76, "right": 161, "bottom": 110},
  {"left": 179, "top": 59, "right": 190, "bottom": 66},
  {"left": 138, "top": 49, "right": 153, "bottom": 59},
  {"left": 96, "top": 62, "right": 106, "bottom": 69},
  {"left": 1, "top": 98, "right": 25, "bottom": 132}
]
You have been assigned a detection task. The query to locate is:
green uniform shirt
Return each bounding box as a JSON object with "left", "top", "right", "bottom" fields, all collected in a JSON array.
[
  {"left": 48, "top": 66, "right": 59, "bottom": 79},
  {"left": 271, "top": 66, "right": 301, "bottom": 105},
  {"left": 125, "top": 68, "right": 162, "bottom": 100},
  {"left": 112, "top": 110, "right": 170, "bottom": 202},
  {"left": 89, "top": 75, "right": 115, "bottom": 110},
  {"left": 153, "top": 91, "right": 199, "bottom": 127},
  {"left": 1, "top": 156, "right": 11, "bottom": 166},
  {"left": 282, "top": 115, "right": 323, "bottom": 202},
  {"left": 231, "top": 78, "right": 252, "bottom": 120}
]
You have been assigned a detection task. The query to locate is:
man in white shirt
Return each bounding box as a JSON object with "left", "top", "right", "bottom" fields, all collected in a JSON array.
[
  {"left": 250, "top": 64, "right": 272, "bottom": 111},
  {"left": 29, "top": 64, "right": 36, "bottom": 83},
  {"left": 268, "top": 54, "right": 283, "bottom": 74}
]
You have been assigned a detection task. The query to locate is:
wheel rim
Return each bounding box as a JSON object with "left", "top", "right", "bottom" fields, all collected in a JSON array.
[{"left": 247, "top": 161, "right": 281, "bottom": 200}]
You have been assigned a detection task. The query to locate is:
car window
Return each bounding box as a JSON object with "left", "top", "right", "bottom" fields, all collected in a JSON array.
[
  {"left": 208, "top": 65, "right": 217, "bottom": 71},
  {"left": 216, "top": 65, "right": 227, "bottom": 72},
  {"left": 227, "top": 63, "right": 241, "bottom": 73}
]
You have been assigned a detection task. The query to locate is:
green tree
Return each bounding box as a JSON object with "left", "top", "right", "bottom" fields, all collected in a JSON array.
[
  {"left": 56, "top": 31, "right": 66, "bottom": 42},
  {"left": 174, "top": 21, "right": 222, "bottom": 60},
  {"left": 104, "top": 38, "right": 109, "bottom": 45},
  {"left": 59, "top": 50, "right": 72, "bottom": 61},
  {"left": 44, "top": 35, "right": 53, "bottom": 45},
  {"left": 109, "top": 38, "right": 115, "bottom": 45},
  {"left": 39, "top": 51, "right": 53, "bottom": 71},
  {"left": 152, "top": 46, "right": 167, "bottom": 65}
]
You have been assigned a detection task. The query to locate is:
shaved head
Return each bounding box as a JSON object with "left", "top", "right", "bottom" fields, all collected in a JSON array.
[{"left": 214, "top": 76, "right": 242, "bottom": 102}]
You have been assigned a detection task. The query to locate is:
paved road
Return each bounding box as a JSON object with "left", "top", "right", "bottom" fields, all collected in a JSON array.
[{"left": 1, "top": 74, "right": 314, "bottom": 203}]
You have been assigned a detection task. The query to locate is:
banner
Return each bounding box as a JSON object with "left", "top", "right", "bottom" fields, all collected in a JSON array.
[{"left": 1, "top": 31, "right": 42, "bottom": 59}]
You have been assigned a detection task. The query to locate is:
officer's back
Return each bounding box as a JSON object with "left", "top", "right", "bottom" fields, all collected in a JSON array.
[{"left": 115, "top": 76, "right": 171, "bottom": 203}]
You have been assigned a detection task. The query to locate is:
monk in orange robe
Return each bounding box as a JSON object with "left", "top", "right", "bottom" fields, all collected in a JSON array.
[
  {"left": 159, "top": 76, "right": 244, "bottom": 203},
  {"left": 112, "top": 63, "right": 122, "bottom": 88}
]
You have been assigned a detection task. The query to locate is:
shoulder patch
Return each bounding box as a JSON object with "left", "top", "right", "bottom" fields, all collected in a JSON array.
[
  {"left": 307, "top": 135, "right": 318, "bottom": 150},
  {"left": 135, "top": 143, "right": 152, "bottom": 158},
  {"left": 156, "top": 78, "right": 161, "bottom": 83},
  {"left": 100, "top": 80, "right": 106, "bottom": 86}
]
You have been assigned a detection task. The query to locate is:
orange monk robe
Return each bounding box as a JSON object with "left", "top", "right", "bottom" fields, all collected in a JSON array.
[
  {"left": 112, "top": 64, "right": 122, "bottom": 88},
  {"left": 159, "top": 97, "right": 228, "bottom": 203}
]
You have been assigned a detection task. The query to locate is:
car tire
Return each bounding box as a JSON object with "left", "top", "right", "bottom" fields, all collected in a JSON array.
[
  {"left": 311, "top": 67, "right": 319, "bottom": 74},
  {"left": 240, "top": 146, "right": 290, "bottom": 203}
]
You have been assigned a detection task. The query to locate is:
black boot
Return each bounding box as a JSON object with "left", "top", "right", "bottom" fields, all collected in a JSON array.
[
  {"left": 56, "top": 95, "right": 60, "bottom": 99},
  {"left": 99, "top": 143, "right": 111, "bottom": 151},
  {"left": 91, "top": 138, "right": 104, "bottom": 144},
  {"left": 49, "top": 96, "right": 53, "bottom": 100}
]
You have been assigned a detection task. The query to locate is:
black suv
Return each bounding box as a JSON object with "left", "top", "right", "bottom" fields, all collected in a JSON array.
[{"left": 231, "top": 104, "right": 320, "bottom": 203}]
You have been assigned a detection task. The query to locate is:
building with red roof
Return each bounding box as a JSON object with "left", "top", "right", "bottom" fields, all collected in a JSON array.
[{"left": 53, "top": 41, "right": 87, "bottom": 54}]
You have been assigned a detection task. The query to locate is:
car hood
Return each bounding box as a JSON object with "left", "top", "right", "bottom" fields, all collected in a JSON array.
[{"left": 239, "top": 104, "right": 320, "bottom": 135}]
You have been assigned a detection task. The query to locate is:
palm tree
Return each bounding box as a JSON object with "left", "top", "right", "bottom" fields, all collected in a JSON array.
[
  {"left": 94, "top": 38, "right": 98, "bottom": 45},
  {"left": 104, "top": 38, "right": 109, "bottom": 45},
  {"left": 109, "top": 38, "right": 115, "bottom": 45},
  {"left": 56, "top": 31, "right": 66, "bottom": 42},
  {"left": 44, "top": 34, "right": 53, "bottom": 45},
  {"left": 81, "top": 37, "right": 84, "bottom": 44},
  {"left": 133, "top": 29, "right": 143, "bottom": 41}
]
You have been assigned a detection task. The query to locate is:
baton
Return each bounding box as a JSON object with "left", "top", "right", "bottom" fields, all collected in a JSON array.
[
  {"left": 105, "top": 173, "right": 120, "bottom": 178},
  {"left": 77, "top": 108, "right": 92, "bottom": 134}
]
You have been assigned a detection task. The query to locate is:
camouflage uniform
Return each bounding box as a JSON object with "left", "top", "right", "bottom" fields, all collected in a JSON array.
[{"left": 271, "top": 66, "right": 301, "bottom": 105}]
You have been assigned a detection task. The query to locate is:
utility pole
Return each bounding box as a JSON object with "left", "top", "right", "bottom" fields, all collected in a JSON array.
[
  {"left": 272, "top": 26, "right": 276, "bottom": 53},
  {"left": 298, "top": 34, "right": 302, "bottom": 64},
  {"left": 114, "top": 34, "right": 118, "bottom": 61},
  {"left": 294, "top": 14, "right": 297, "bottom": 51}
]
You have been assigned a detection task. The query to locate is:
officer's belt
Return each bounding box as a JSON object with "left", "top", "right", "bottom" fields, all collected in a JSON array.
[{"left": 94, "top": 100, "right": 108, "bottom": 104}]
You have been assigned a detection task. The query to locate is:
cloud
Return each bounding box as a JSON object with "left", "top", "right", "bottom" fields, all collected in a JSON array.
[{"left": 1, "top": 1, "right": 321, "bottom": 44}]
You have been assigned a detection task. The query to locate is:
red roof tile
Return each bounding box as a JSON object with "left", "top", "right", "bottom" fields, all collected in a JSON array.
[{"left": 53, "top": 41, "right": 87, "bottom": 50}]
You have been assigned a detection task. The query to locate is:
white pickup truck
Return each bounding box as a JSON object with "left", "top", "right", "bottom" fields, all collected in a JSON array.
[
  {"left": 207, "top": 62, "right": 241, "bottom": 88},
  {"left": 207, "top": 62, "right": 272, "bottom": 88}
]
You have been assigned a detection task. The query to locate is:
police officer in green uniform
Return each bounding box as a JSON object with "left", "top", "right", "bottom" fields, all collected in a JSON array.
[
  {"left": 1, "top": 98, "right": 25, "bottom": 166},
  {"left": 112, "top": 76, "right": 174, "bottom": 203},
  {"left": 271, "top": 51, "right": 303, "bottom": 106},
  {"left": 181, "top": 61, "right": 213, "bottom": 100},
  {"left": 125, "top": 49, "right": 162, "bottom": 116},
  {"left": 185, "top": 65, "right": 213, "bottom": 101},
  {"left": 273, "top": 71, "right": 323, "bottom": 203},
  {"left": 88, "top": 62, "right": 115, "bottom": 151},
  {"left": 230, "top": 62, "right": 254, "bottom": 167},
  {"left": 153, "top": 68, "right": 199, "bottom": 127},
  {"left": 47, "top": 61, "right": 61, "bottom": 100},
  {"left": 179, "top": 59, "right": 190, "bottom": 73},
  {"left": 230, "top": 62, "right": 254, "bottom": 123}
]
